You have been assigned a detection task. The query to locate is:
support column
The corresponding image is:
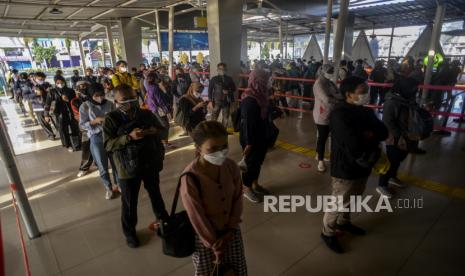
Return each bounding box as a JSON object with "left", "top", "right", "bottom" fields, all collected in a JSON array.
[
  {"left": 387, "top": 26, "right": 395, "bottom": 60},
  {"left": 422, "top": 1, "right": 446, "bottom": 105},
  {"left": 77, "top": 37, "right": 86, "bottom": 72},
  {"left": 241, "top": 27, "right": 248, "bottom": 63},
  {"left": 118, "top": 17, "right": 142, "bottom": 68},
  {"left": 155, "top": 9, "right": 163, "bottom": 63},
  {"left": 207, "top": 0, "right": 243, "bottom": 82},
  {"left": 259, "top": 40, "right": 262, "bottom": 59},
  {"left": 278, "top": 18, "right": 283, "bottom": 59},
  {"left": 105, "top": 23, "right": 116, "bottom": 67},
  {"left": 343, "top": 13, "right": 354, "bottom": 60},
  {"left": 168, "top": 6, "right": 174, "bottom": 78},
  {"left": 332, "top": 0, "right": 349, "bottom": 82},
  {"left": 284, "top": 23, "right": 288, "bottom": 59},
  {"left": 0, "top": 113, "right": 40, "bottom": 239},
  {"left": 323, "top": 0, "right": 333, "bottom": 64}
]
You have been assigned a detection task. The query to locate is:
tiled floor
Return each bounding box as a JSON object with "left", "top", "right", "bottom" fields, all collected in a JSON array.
[{"left": 1, "top": 96, "right": 465, "bottom": 276}]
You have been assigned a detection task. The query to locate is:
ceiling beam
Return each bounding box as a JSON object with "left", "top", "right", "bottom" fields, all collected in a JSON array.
[
  {"left": 0, "top": 1, "right": 158, "bottom": 11},
  {"left": 0, "top": 17, "right": 116, "bottom": 23}
]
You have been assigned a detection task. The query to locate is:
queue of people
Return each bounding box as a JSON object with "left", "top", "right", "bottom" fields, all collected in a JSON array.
[{"left": 4, "top": 54, "right": 462, "bottom": 275}]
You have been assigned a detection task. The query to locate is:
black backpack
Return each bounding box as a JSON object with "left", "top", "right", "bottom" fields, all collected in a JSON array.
[{"left": 408, "top": 104, "right": 434, "bottom": 140}]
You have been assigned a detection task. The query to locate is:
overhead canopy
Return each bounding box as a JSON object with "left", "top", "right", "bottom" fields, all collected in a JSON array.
[{"left": 0, "top": 0, "right": 464, "bottom": 42}]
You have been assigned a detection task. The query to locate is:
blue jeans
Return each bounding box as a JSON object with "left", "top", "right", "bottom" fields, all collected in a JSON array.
[{"left": 90, "top": 133, "right": 119, "bottom": 190}]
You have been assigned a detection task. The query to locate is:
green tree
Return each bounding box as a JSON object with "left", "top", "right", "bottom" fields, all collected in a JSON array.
[
  {"left": 32, "top": 44, "right": 57, "bottom": 69},
  {"left": 262, "top": 42, "right": 270, "bottom": 60},
  {"left": 64, "top": 38, "right": 74, "bottom": 66}
]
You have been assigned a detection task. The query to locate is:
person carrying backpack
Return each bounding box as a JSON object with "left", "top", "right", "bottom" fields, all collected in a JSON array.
[{"left": 376, "top": 76, "right": 420, "bottom": 198}]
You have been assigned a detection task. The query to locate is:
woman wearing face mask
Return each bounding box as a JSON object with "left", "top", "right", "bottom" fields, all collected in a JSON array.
[
  {"left": 45, "top": 76, "right": 80, "bottom": 152},
  {"left": 240, "top": 69, "right": 272, "bottom": 203},
  {"left": 180, "top": 121, "right": 247, "bottom": 275},
  {"left": 313, "top": 64, "right": 344, "bottom": 173},
  {"left": 79, "top": 83, "right": 119, "bottom": 200},
  {"left": 177, "top": 82, "right": 206, "bottom": 135},
  {"left": 144, "top": 72, "right": 174, "bottom": 149}
]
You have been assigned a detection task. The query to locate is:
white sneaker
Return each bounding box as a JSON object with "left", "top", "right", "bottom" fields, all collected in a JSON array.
[
  {"left": 105, "top": 190, "right": 114, "bottom": 200},
  {"left": 317, "top": 161, "right": 326, "bottom": 172},
  {"left": 389, "top": 178, "right": 406, "bottom": 188},
  {"left": 77, "top": 170, "right": 87, "bottom": 178},
  {"left": 243, "top": 190, "right": 260, "bottom": 203},
  {"left": 67, "top": 147, "right": 74, "bottom": 153},
  {"left": 376, "top": 187, "right": 392, "bottom": 198}
]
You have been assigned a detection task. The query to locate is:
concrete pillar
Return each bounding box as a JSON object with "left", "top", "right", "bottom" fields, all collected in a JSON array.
[
  {"left": 168, "top": 6, "right": 174, "bottom": 78},
  {"left": 278, "top": 18, "right": 283, "bottom": 59},
  {"left": 207, "top": 0, "right": 243, "bottom": 82},
  {"left": 118, "top": 18, "right": 142, "bottom": 68},
  {"left": 105, "top": 23, "right": 116, "bottom": 67},
  {"left": 343, "top": 14, "right": 355, "bottom": 60},
  {"left": 422, "top": 1, "right": 446, "bottom": 105},
  {"left": 332, "top": 0, "right": 349, "bottom": 82},
  {"left": 323, "top": 0, "right": 333, "bottom": 64},
  {"left": 77, "top": 37, "right": 86, "bottom": 72},
  {"left": 241, "top": 27, "right": 248, "bottom": 63},
  {"left": 155, "top": 9, "right": 163, "bottom": 63}
]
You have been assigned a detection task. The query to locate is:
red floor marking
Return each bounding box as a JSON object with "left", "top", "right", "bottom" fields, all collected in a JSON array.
[{"left": 299, "top": 162, "right": 312, "bottom": 169}]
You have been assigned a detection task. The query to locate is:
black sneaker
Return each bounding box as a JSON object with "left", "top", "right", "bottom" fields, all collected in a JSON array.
[
  {"left": 336, "top": 223, "right": 366, "bottom": 236},
  {"left": 126, "top": 235, "right": 140, "bottom": 248},
  {"left": 321, "top": 233, "right": 344, "bottom": 254}
]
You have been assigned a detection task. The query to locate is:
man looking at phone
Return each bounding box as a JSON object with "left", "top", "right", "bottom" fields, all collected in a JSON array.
[
  {"left": 103, "top": 84, "right": 169, "bottom": 248},
  {"left": 208, "top": 62, "right": 236, "bottom": 128}
]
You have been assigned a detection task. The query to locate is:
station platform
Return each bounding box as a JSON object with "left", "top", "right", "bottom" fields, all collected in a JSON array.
[{"left": 1, "top": 96, "right": 465, "bottom": 276}]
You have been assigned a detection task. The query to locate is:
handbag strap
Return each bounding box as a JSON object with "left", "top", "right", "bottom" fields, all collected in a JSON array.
[{"left": 171, "top": 171, "right": 200, "bottom": 217}]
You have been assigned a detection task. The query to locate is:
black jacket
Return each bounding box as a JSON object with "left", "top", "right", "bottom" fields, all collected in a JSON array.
[
  {"left": 239, "top": 97, "right": 268, "bottom": 147},
  {"left": 330, "top": 102, "right": 388, "bottom": 180},
  {"left": 208, "top": 75, "right": 236, "bottom": 104},
  {"left": 44, "top": 87, "right": 76, "bottom": 117}
]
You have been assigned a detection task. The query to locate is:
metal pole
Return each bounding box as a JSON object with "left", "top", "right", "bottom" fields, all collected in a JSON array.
[
  {"left": 105, "top": 23, "right": 116, "bottom": 67},
  {"left": 77, "top": 38, "right": 86, "bottom": 72},
  {"left": 332, "top": 0, "right": 349, "bottom": 82},
  {"left": 323, "top": 0, "right": 333, "bottom": 64},
  {"left": 168, "top": 6, "right": 174, "bottom": 78},
  {"left": 422, "top": 1, "right": 446, "bottom": 105},
  {"left": 259, "top": 40, "right": 262, "bottom": 59},
  {"left": 387, "top": 26, "right": 395, "bottom": 61},
  {"left": 155, "top": 9, "right": 163, "bottom": 64},
  {"left": 284, "top": 22, "right": 288, "bottom": 59},
  {"left": 0, "top": 113, "right": 40, "bottom": 239},
  {"left": 279, "top": 18, "right": 283, "bottom": 60}
]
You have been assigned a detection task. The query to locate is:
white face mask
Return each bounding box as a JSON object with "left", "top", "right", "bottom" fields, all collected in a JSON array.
[
  {"left": 120, "top": 67, "right": 127, "bottom": 73},
  {"left": 323, "top": 72, "right": 333, "bottom": 79},
  {"left": 194, "top": 92, "right": 201, "bottom": 98},
  {"left": 354, "top": 93, "right": 370, "bottom": 106},
  {"left": 37, "top": 80, "right": 44, "bottom": 85},
  {"left": 203, "top": 149, "right": 228, "bottom": 166},
  {"left": 56, "top": 83, "right": 63, "bottom": 89}
]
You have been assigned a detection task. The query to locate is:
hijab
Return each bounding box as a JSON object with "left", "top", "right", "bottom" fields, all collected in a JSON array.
[{"left": 241, "top": 69, "right": 270, "bottom": 120}]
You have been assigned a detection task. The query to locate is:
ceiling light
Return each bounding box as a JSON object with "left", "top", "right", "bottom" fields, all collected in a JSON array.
[{"left": 49, "top": 8, "right": 63, "bottom": 15}]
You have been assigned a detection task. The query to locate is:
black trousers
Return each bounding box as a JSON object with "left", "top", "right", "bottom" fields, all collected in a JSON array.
[
  {"left": 274, "top": 96, "right": 290, "bottom": 115},
  {"left": 242, "top": 145, "right": 268, "bottom": 188},
  {"left": 378, "top": 145, "right": 409, "bottom": 187},
  {"left": 119, "top": 171, "right": 169, "bottom": 238},
  {"left": 79, "top": 135, "right": 93, "bottom": 171},
  {"left": 56, "top": 114, "right": 80, "bottom": 149},
  {"left": 35, "top": 111, "right": 55, "bottom": 138},
  {"left": 316, "top": 124, "right": 330, "bottom": 161},
  {"left": 370, "top": 87, "right": 386, "bottom": 105}
]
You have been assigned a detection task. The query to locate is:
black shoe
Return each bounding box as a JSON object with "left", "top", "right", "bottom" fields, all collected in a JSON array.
[
  {"left": 336, "top": 223, "right": 366, "bottom": 235},
  {"left": 126, "top": 235, "right": 140, "bottom": 248},
  {"left": 321, "top": 233, "right": 344, "bottom": 254}
]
